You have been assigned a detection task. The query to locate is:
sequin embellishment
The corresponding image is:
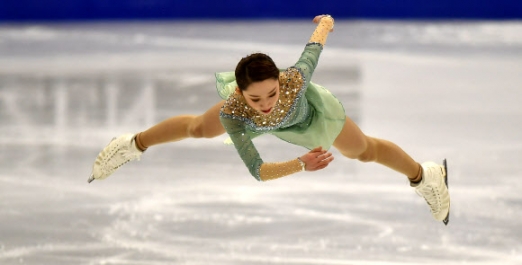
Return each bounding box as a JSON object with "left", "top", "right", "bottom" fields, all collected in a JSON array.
[{"left": 220, "top": 67, "right": 306, "bottom": 131}]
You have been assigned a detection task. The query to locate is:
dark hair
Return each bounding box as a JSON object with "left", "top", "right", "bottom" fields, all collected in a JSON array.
[{"left": 235, "top": 53, "right": 279, "bottom": 91}]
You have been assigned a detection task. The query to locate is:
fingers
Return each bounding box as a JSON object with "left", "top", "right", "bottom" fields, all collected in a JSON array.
[
  {"left": 312, "top": 15, "right": 333, "bottom": 24},
  {"left": 300, "top": 147, "right": 335, "bottom": 171},
  {"left": 312, "top": 15, "right": 327, "bottom": 23},
  {"left": 309, "top": 157, "right": 334, "bottom": 171},
  {"left": 312, "top": 15, "right": 334, "bottom": 32},
  {"left": 307, "top": 151, "right": 334, "bottom": 171},
  {"left": 314, "top": 159, "right": 332, "bottom": 170}
]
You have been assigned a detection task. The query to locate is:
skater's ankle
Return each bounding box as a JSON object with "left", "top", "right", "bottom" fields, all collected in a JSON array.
[
  {"left": 135, "top": 133, "right": 148, "bottom": 152},
  {"left": 408, "top": 164, "right": 423, "bottom": 184}
]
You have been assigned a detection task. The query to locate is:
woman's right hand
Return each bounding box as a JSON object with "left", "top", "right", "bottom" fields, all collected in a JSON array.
[
  {"left": 312, "top": 15, "right": 334, "bottom": 32},
  {"left": 299, "top": 146, "right": 334, "bottom": 171}
]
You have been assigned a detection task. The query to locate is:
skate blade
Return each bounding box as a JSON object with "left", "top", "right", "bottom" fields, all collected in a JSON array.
[
  {"left": 87, "top": 174, "right": 95, "bottom": 183},
  {"left": 442, "top": 159, "right": 450, "bottom": 226}
]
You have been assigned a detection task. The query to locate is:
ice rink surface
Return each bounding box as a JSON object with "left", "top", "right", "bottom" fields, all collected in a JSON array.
[{"left": 0, "top": 20, "right": 521, "bottom": 265}]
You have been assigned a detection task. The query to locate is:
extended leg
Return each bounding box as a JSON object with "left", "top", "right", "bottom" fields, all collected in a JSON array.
[
  {"left": 136, "top": 100, "right": 226, "bottom": 150},
  {"left": 333, "top": 117, "right": 450, "bottom": 224},
  {"left": 89, "top": 100, "right": 226, "bottom": 182},
  {"left": 332, "top": 117, "right": 421, "bottom": 181}
]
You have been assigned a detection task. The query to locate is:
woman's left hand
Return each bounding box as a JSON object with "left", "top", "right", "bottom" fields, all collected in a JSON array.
[{"left": 299, "top": 146, "right": 335, "bottom": 171}]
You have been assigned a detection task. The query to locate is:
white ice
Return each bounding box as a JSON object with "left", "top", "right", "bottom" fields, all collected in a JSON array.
[{"left": 0, "top": 20, "right": 521, "bottom": 265}]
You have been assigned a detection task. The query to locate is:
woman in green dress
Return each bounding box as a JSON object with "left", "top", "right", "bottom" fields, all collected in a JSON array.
[{"left": 89, "top": 15, "right": 450, "bottom": 225}]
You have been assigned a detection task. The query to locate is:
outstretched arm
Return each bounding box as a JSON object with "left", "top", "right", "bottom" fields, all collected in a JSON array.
[
  {"left": 309, "top": 15, "right": 335, "bottom": 45},
  {"left": 294, "top": 15, "right": 335, "bottom": 87},
  {"left": 260, "top": 16, "right": 336, "bottom": 181},
  {"left": 220, "top": 116, "right": 334, "bottom": 182},
  {"left": 260, "top": 147, "right": 334, "bottom": 181}
]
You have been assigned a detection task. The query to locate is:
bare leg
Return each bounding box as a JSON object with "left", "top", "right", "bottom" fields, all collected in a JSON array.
[
  {"left": 136, "top": 100, "right": 226, "bottom": 150},
  {"left": 333, "top": 117, "right": 421, "bottom": 181}
]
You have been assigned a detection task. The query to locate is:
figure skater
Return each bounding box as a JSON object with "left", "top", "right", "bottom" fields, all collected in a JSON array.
[{"left": 89, "top": 15, "right": 450, "bottom": 225}]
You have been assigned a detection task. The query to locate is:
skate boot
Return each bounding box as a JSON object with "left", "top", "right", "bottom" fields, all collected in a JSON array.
[
  {"left": 88, "top": 133, "right": 143, "bottom": 183},
  {"left": 412, "top": 159, "right": 450, "bottom": 225}
]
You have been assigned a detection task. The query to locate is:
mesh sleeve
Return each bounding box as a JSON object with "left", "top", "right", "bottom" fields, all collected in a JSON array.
[
  {"left": 293, "top": 16, "right": 334, "bottom": 87},
  {"left": 259, "top": 159, "right": 303, "bottom": 181},
  {"left": 294, "top": 43, "right": 322, "bottom": 87},
  {"left": 220, "top": 116, "right": 264, "bottom": 180},
  {"left": 309, "top": 16, "right": 334, "bottom": 45},
  {"left": 219, "top": 116, "right": 304, "bottom": 182}
]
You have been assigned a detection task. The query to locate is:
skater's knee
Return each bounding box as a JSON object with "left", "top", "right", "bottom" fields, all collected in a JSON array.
[
  {"left": 187, "top": 117, "right": 215, "bottom": 139},
  {"left": 357, "top": 148, "right": 377, "bottom": 163},
  {"left": 187, "top": 117, "right": 205, "bottom": 138},
  {"left": 188, "top": 124, "right": 203, "bottom": 138},
  {"left": 356, "top": 137, "right": 378, "bottom": 163},
  {"left": 338, "top": 139, "right": 367, "bottom": 160},
  {"left": 340, "top": 136, "right": 377, "bottom": 163}
]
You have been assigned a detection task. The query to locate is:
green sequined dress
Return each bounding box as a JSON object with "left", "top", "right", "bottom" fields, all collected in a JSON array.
[{"left": 216, "top": 43, "right": 346, "bottom": 180}]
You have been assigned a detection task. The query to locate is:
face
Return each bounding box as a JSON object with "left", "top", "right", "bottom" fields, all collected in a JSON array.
[{"left": 241, "top": 78, "right": 280, "bottom": 115}]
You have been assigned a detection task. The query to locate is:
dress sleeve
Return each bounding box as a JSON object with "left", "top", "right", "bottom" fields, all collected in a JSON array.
[
  {"left": 309, "top": 15, "right": 334, "bottom": 45},
  {"left": 294, "top": 16, "right": 334, "bottom": 88},
  {"left": 219, "top": 115, "right": 264, "bottom": 180},
  {"left": 220, "top": 115, "right": 304, "bottom": 181}
]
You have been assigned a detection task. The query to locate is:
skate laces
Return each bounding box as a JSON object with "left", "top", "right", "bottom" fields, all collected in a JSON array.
[
  {"left": 97, "top": 136, "right": 142, "bottom": 175},
  {"left": 112, "top": 147, "right": 141, "bottom": 167},
  {"left": 416, "top": 166, "right": 443, "bottom": 214},
  {"left": 413, "top": 161, "right": 450, "bottom": 223},
  {"left": 416, "top": 185, "right": 441, "bottom": 214}
]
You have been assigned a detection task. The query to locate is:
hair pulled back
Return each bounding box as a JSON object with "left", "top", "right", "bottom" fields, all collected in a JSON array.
[{"left": 235, "top": 53, "right": 279, "bottom": 91}]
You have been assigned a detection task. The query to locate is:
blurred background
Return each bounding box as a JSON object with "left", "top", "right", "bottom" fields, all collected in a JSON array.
[
  {"left": 1, "top": 1, "right": 522, "bottom": 265},
  {"left": 1, "top": 0, "right": 522, "bottom": 20}
]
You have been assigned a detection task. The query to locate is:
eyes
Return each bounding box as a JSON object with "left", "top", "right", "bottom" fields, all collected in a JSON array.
[{"left": 251, "top": 92, "right": 277, "bottom": 103}]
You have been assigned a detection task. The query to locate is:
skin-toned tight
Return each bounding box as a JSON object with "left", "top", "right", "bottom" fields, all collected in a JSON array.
[
  {"left": 135, "top": 100, "right": 421, "bottom": 181},
  {"left": 332, "top": 117, "right": 422, "bottom": 181},
  {"left": 135, "top": 100, "right": 226, "bottom": 150}
]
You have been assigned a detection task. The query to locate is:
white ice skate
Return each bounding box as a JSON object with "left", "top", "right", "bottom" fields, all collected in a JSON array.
[
  {"left": 88, "top": 133, "right": 143, "bottom": 183},
  {"left": 412, "top": 159, "right": 450, "bottom": 225}
]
